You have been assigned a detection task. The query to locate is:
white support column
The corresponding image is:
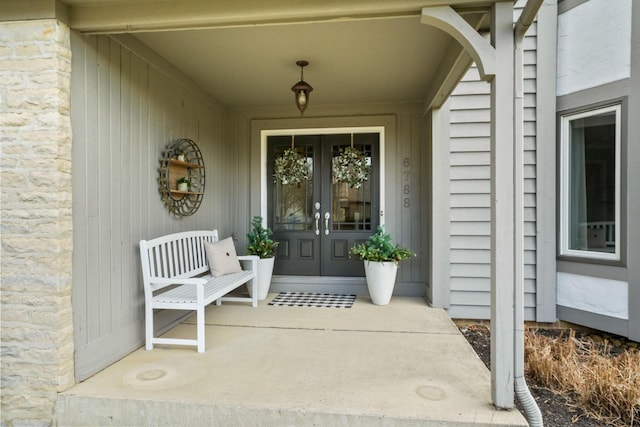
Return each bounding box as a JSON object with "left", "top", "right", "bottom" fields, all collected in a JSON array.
[
  {"left": 628, "top": 0, "right": 640, "bottom": 343},
  {"left": 430, "top": 101, "right": 452, "bottom": 309},
  {"left": 422, "top": 4, "right": 518, "bottom": 409},
  {"left": 533, "top": 0, "right": 558, "bottom": 324},
  {"left": 490, "top": 1, "right": 516, "bottom": 409}
]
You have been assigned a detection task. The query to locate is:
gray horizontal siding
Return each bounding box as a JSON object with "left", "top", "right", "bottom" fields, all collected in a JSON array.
[
  {"left": 446, "top": 7, "right": 538, "bottom": 320},
  {"left": 449, "top": 62, "right": 491, "bottom": 318}
]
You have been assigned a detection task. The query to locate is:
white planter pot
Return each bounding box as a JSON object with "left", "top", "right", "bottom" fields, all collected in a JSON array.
[
  {"left": 364, "top": 261, "right": 398, "bottom": 305},
  {"left": 177, "top": 182, "right": 188, "bottom": 192},
  {"left": 247, "top": 257, "right": 275, "bottom": 300}
]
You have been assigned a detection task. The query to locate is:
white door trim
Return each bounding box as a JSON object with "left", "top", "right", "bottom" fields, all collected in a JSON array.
[{"left": 260, "top": 126, "right": 386, "bottom": 227}]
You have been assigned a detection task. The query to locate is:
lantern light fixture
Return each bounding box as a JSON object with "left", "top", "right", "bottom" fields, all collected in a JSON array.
[{"left": 291, "top": 60, "right": 313, "bottom": 115}]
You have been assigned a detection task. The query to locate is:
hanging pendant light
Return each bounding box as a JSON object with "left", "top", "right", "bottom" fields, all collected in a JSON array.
[{"left": 291, "top": 60, "right": 313, "bottom": 115}]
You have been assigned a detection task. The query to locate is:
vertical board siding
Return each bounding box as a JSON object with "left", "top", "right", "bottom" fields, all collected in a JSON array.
[
  {"left": 71, "top": 32, "right": 231, "bottom": 380},
  {"left": 397, "top": 112, "right": 424, "bottom": 285},
  {"left": 446, "top": 11, "right": 538, "bottom": 320}
]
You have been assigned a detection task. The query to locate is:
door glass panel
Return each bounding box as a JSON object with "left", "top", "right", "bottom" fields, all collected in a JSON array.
[
  {"left": 331, "top": 142, "right": 373, "bottom": 231},
  {"left": 274, "top": 145, "right": 314, "bottom": 231}
]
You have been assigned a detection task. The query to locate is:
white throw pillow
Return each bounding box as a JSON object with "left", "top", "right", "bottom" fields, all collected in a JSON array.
[{"left": 204, "top": 237, "right": 242, "bottom": 278}]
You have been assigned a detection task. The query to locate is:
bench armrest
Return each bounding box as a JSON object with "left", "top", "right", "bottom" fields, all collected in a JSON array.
[
  {"left": 147, "top": 276, "right": 208, "bottom": 292},
  {"left": 237, "top": 255, "right": 259, "bottom": 274}
]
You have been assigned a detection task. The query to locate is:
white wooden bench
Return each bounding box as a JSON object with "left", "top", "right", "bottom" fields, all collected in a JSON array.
[{"left": 139, "top": 229, "right": 258, "bottom": 352}]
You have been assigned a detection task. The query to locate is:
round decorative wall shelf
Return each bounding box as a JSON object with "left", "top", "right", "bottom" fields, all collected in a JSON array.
[{"left": 159, "top": 138, "right": 205, "bottom": 217}]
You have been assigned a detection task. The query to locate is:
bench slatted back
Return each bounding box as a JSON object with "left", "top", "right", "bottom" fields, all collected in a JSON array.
[
  {"left": 140, "top": 230, "right": 219, "bottom": 292},
  {"left": 585, "top": 221, "right": 616, "bottom": 247}
]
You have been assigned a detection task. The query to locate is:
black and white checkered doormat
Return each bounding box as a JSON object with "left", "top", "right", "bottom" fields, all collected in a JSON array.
[{"left": 269, "top": 292, "right": 356, "bottom": 308}]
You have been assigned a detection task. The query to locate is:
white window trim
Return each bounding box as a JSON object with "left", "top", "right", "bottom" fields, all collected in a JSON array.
[{"left": 560, "top": 104, "right": 621, "bottom": 261}]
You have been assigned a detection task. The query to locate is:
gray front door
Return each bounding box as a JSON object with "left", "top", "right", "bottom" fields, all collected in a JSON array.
[{"left": 267, "top": 133, "right": 380, "bottom": 277}]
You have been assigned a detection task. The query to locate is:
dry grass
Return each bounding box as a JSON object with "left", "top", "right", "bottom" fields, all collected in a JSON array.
[{"left": 525, "top": 329, "right": 640, "bottom": 426}]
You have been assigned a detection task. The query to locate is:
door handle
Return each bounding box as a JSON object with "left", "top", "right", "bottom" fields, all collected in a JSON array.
[
  {"left": 324, "top": 212, "right": 330, "bottom": 235},
  {"left": 314, "top": 212, "right": 321, "bottom": 235}
]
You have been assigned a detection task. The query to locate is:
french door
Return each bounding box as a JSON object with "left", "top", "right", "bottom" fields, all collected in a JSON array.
[{"left": 267, "top": 133, "right": 380, "bottom": 276}]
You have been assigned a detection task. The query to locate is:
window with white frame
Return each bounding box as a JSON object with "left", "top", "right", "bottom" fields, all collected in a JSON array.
[{"left": 560, "top": 104, "right": 621, "bottom": 261}]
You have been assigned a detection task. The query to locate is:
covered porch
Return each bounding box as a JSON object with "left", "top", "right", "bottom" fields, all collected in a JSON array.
[
  {"left": 1, "top": 0, "right": 551, "bottom": 425},
  {"left": 56, "top": 296, "right": 527, "bottom": 426}
]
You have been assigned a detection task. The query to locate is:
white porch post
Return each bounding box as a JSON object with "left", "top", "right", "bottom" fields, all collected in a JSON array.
[
  {"left": 421, "top": 3, "right": 517, "bottom": 409},
  {"left": 490, "top": 1, "right": 515, "bottom": 409}
]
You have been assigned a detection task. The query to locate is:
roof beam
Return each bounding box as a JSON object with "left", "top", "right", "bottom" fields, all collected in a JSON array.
[
  {"left": 515, "top": 0, "right": 544, "bottom": 38},
  {"left": 422, "top": 40, "right": 473, "bottom": 113},
  {"left": 0, "top": 0, "right": 69, "bottom": 24},
  {"left": 63, "top": 0, "right": 493, "bottom": 33}
]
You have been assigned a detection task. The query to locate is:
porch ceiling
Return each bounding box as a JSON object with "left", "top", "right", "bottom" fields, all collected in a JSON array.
[
  {"left": 133, "top": 18, "right": 455, "bottom": 108},
  {"left": 59, "top": 0, "right": 492, "bottom": 109}
]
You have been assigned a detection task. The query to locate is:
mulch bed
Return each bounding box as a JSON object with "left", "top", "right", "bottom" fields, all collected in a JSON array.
[{"left": 459, "top": 325, "right": 622, "bottom": 426}]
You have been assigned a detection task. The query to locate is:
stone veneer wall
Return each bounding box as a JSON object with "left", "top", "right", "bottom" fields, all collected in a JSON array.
[{"left": 0, "top": 19, "right": 74, "bottom": 426}]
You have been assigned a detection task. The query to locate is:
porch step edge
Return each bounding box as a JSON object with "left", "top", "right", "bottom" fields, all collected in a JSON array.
[{"left": 55, "top": 395, "right": 526, "bottom": 427}]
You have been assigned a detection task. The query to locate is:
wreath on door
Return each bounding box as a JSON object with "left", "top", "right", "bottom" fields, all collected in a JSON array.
[
  {"left": 332, "top": 136, "right": 370, "bottom": 189},
  {"left": 273, "top": 136, "right": 308, "bottom": 185}
]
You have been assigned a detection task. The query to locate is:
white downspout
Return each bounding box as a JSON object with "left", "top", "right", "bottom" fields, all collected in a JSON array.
[{"left": 513, "top": 1, "right": 544, "bottom": 426}]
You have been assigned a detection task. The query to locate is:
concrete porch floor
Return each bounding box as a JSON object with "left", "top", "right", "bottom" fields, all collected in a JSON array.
[{"left": 56, "top": 296, "right": 527, "bottom": 426}]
